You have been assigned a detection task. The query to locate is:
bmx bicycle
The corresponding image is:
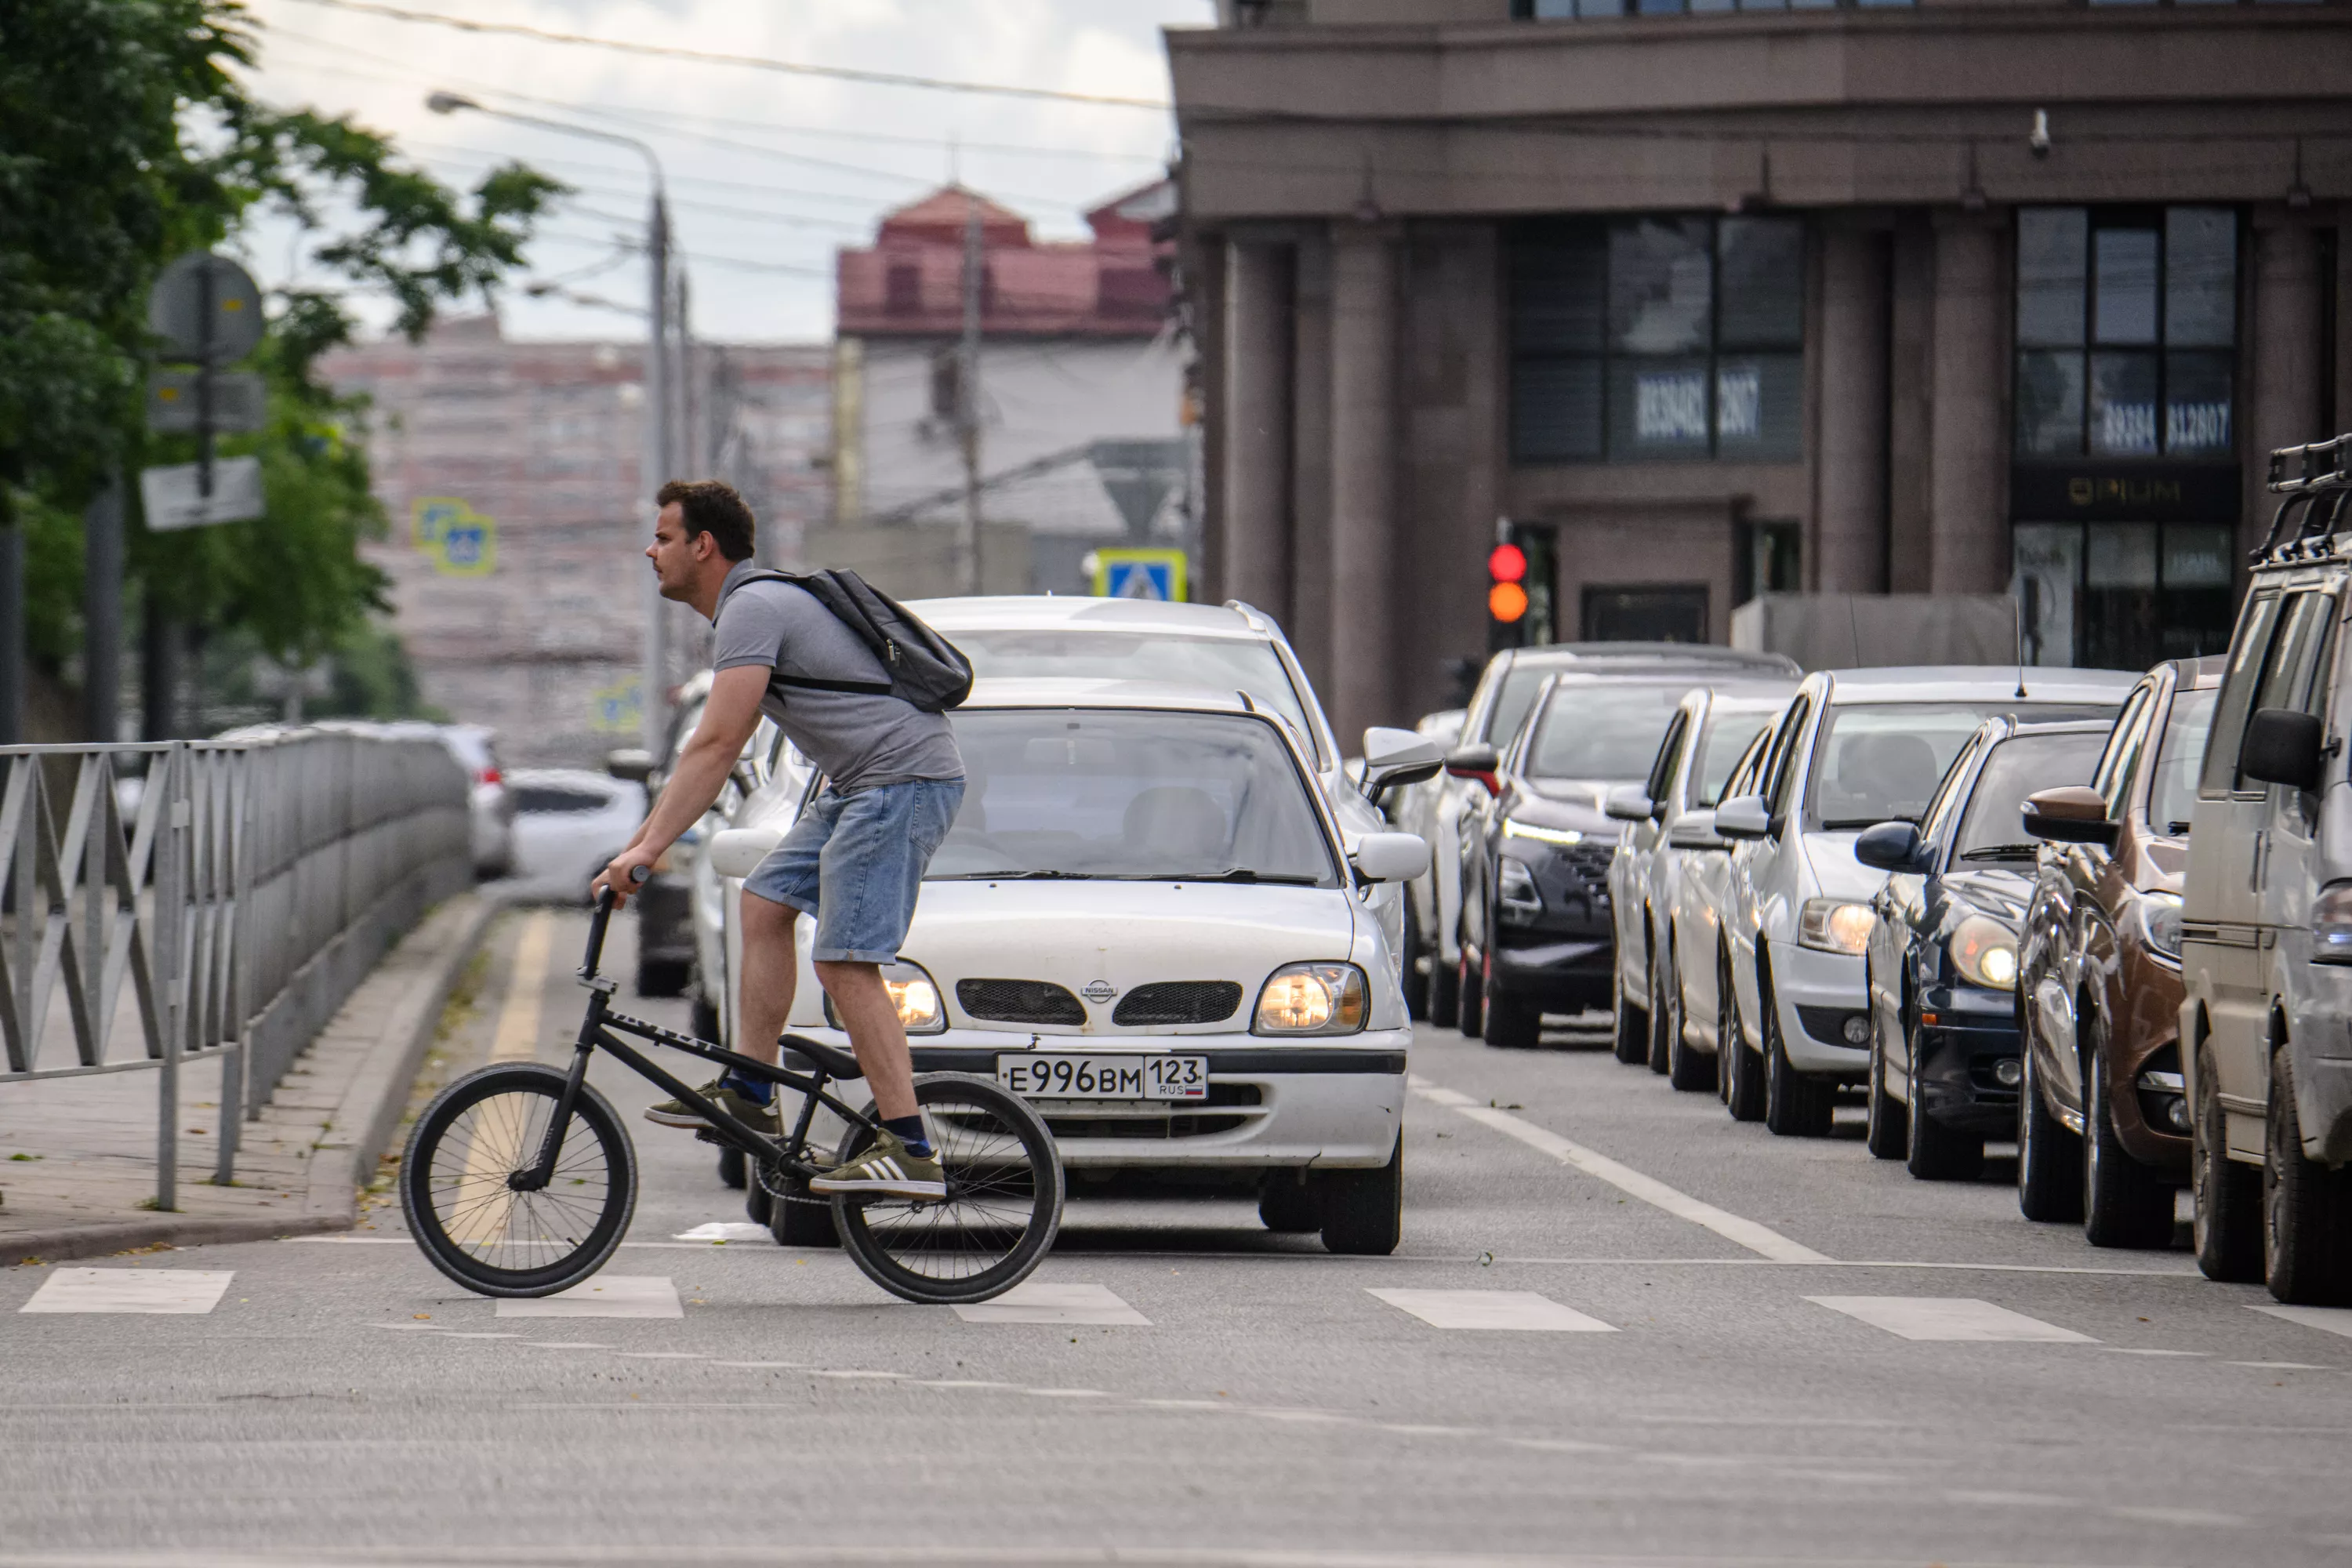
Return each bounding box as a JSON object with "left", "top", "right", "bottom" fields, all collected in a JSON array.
[{"left": 398, "top": 884, "right": 1064, "bottom": 1305}]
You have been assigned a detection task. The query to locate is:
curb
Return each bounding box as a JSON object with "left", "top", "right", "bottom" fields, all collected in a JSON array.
[{"left": 5, "top": 892, "right": 500, "bottom": 1267}]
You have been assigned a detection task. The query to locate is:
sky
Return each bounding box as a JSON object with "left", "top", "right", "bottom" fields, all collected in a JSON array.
[{"left": 230, "top": 0, "right": 1212, "bottom": 344}]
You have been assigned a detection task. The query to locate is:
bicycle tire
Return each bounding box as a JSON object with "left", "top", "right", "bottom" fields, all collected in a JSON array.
[
  {"left": 400, "top": 1062, "right": 638, "bottom": 1298},
  {"left": 832, "top": 1073, "right": 1062, "bottom": 1305}
]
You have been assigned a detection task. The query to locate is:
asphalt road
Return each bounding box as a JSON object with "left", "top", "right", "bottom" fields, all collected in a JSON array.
[{"left": 5, "top": 906, "right": 2351, "bottom": 1568}]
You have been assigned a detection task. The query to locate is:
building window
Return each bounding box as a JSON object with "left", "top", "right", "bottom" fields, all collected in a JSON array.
[
  {"left": 1509, "top": 215, "right": 1804, "bottom": 464},
  {"left": 2014, "top": 206, "right": 2238, "bottom": 462}
]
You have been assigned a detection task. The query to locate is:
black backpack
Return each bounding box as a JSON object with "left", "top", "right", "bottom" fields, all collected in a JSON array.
[{"left": 733, "top": 568, "right": 973, "bottom": 713}]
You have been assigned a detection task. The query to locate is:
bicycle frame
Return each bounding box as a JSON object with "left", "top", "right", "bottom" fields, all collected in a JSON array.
[{"left": 510, "top": 889, "right": 878, "bottom": 1194}]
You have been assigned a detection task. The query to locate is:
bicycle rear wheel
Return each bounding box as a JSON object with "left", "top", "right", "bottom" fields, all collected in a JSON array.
[
  {"left": 833, "top": 1073, "right": 1062, "bottom": 1305},
  {"left": 400, "top": 1063, "right": 637, "bottom": 1298}
]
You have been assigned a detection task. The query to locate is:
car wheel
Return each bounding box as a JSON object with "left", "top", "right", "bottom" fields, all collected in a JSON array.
[
  {"left": 1762, "top": 975, "right": 1832, "bottom": 1138},
  {"left": 1864, "top": 1002, "right": 1907, "bottom": 1160},
  {"left": 2017, "top": 1029, "right": 2084, "bottom": 1222},
  {"left": 1456, "top": 942, "right": 1485, "bottom": 1038},
  {"left": 1612, "top": 964, "right": 1649, "bottom": 1066},
  {"left": 2191, "top": 1040, "right": 2261, "bottom": 1282},
  {"left": 1722, "top": 954, "right": 1766, "bottom": 1123},
  {"left": 1904, "top": 1022, "right": 1984, "bottom": 1180},
  {"left": 636, "top": 956, "right": 690, "bottom": 999},
  {"left": 1664, "top": 946, "right": 1714, "bottom": 1092},
  {"left": 1428, "top": 953, "right": 1461, "bottom": 1029},
  {"left": 743, "top": 1165, "right": 771, "bottom": 1224},
  {"left": 768, "top": 1178, "right": 842, "bottom": 1249},
  {"left": 1259, "top": 1171, "right": 1322, "bottom": 1233},
  {"left": 1646, "top": 952, "right": 1678, "bottom": 1075},
  {"left": 1319, "top": 1138, "right": 1403, "bottom": 1257},
  {"left": 1483, "top": 979, "right": 1543, "bottom": 1051},
  {"left": 691, "top": 993, "right": 723, "bottom": 1049},
  {"left": 717, "top": 1145, "right": 748, "bottom": 1190},
  {"left": 2082, "top": 1012, "right": 2174, "bottom": 1249},
  {"left": 2263, "top": 1048, "right": 2352, "bottom": 1305}
]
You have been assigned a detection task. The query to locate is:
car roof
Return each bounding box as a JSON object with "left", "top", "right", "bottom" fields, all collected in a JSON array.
[
  {"left": 1818, "top": 666, "right": 2140, "bottom": 704},
  {"left": 2176, "top": 654, "right": 2229, "bottom": 689},
  {"left": 1497, "top": 642, "right": 1798, "bottom": 674},
  {"left": 908, "top": 595, "right": 1272, "bottom": 641},
  {"left": 955, "top": 676, "right": 1261, "bottom": 715}
]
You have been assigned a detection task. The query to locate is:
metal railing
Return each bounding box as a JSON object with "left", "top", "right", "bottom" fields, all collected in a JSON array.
[{"left": 0, "top": 730, "right": 469, "bottom": 1209}]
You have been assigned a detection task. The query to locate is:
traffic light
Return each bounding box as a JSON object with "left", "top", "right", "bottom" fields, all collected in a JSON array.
[{"left": 1487, "top": 542, "right": 1528, "bottom": 625}]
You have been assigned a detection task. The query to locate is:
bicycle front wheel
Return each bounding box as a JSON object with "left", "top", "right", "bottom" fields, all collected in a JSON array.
[
  {"left": 833, "top": 1073, "right": 1063, "bottom": 1305},
  {"left": 399, "top": 1063, "right": 637, "bottom": 1298}
]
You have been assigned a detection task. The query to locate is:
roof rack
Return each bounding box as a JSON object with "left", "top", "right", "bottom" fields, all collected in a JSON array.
[{"left": 2255, "top": 434, "right": 2352, "bottom": 564}]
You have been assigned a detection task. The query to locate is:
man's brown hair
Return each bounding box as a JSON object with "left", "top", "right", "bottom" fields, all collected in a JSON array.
[{"left": 656, "top": 479, "right": 756, "bottom": 562}]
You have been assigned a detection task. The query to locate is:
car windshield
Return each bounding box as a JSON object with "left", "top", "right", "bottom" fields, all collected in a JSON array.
[
  {"left": 1525, "top": 684, "right": 1690, "bottom": 782},
  {"left": 1693, "top": 710, "right": 1779, "bottom": 807},
  {"left": 928, "top": 710, "right": 1340, "bottom": 885},
  {"left": 953, "top": 630, "right": 1319, "bottom": 764},
  {"left": 1484, "top": 666, "right": 1563, "bottom": 750},
  {"left": 1953, "top": 732, "right": 2107, "bottom": 860},
  {"left": 1808, "top": 701, "right": 2118, "bottom": 828},
  {"left": 2148, "top": 687, "right": 2216, "bottom": 836}
]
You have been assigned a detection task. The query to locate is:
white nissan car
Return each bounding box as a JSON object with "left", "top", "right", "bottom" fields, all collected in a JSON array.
[{"left": 710, "top": 677, "right": 1438, "bottom": 1256}]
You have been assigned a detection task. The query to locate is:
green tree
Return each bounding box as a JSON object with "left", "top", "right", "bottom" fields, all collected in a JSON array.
[{"left": 0, "top": 0, "right": 564, "bottom": 725}]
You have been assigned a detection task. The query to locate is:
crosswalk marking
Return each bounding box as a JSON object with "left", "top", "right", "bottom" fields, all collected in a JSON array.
[
  {"left": 495, "top": 1276, "right": 683, "bottom": 1319},
  {"left": 20, "top": 1268, "right": 234, "bottom": 1315},
  {"left": 673, "top": 1221, "right": 771, "bottom": 1243},
  {"left": 1806, "top": 1296, "right": 2095, "bottom": 1342},
  {"left": 953, "top": 1282, "right": 1150, "bottom": 1326},
  {"left": 2246, "top": 1303, "right": 2352, "bottom": 1340},
  {"left": 1367, "top": 1288, "right": 1616, "bottom": 1332}
]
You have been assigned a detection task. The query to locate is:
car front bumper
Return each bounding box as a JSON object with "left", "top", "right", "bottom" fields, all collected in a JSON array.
[
  {"left": 1767, "top": 939, "right": 1869, "bottom": 1077},
  {"left": 1912, "top": 1002, "right": 2022, "bottom": 1135},
  {"left": 1490, "top": 930, "right": 1613, "bottom": 1014},
  {"left": 786, "top": 1025, "right": 1410, "bottom": 1171}
]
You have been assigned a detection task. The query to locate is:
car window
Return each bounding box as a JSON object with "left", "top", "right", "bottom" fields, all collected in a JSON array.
[
  {"left": 1719, "top": 727, "right": 1771, "bottom": 800},
  {"left": 1482, "top": 665, "right": 1559, "bottom": 751},
  {"left": 1527, "top": 684, "right": 1692, "bottom": 782},
  {"left": 1809, "top": 703, "right": 2031, "bottom": 828},
  {"left": 1953, "top": 731, "right": 2106, "bottom": 861},
  {"left": 1918, "top": 733, "right": 1984, "bottom": 848},
  {"left": 2201, "top": 592, "right": 2283, "bottom": 797},
  {"left": 2148, "top": 687, "right": 2216, "bottom": 834},
  {"left": 1693, "top": 710, "right": 1777, "bottom": 807},
  {"left": 1642, "top": 710, "right": 1693, "bottom": 803},
  {"left": 2225, "top": 590, "right": 2336, "bottom": 793},
  {"left": 1764, "top": 696, "right": 1813, "bottom": 816},
  {"left": 514, "top": 784, "right": 613, "bottom": 814},
  {"left": 2093, "top": 688, "right": 2155, "bottom": 818},
  {"left": 953, "top": 630, "right": 1320, "bottom": 764},
  {"left": 928, "top": 710, "right": 1339, "bottom": 886}
]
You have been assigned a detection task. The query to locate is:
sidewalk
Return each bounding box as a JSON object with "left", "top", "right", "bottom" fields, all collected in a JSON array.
[{"left": 0, "top": 892, "right": 496, "bottom": 1265}]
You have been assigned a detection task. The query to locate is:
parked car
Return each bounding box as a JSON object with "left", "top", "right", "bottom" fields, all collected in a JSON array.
[
  {"left": 1857, "top": 717, "right": 2111, "bottom": 1181},
  {"left": 438, "top": 724, "right": 515, "bottom": 878},
  {"left": 2015, "top": 656, "right": 2221, "bottom": 1245},
  {"left": 504, "top": 768, "right": 645, "bottom": 902},
  {"left": 1664, "top": 724, "right": 1780, "bottom": 1116},
  {"left": 1604, "top": 682, "right": 1798, "bottom": 1085},
  {"left": 706, "top": 677, "right": 1437, "bottom": 1255},
  {"left": 1708, "top": 666, "right": 2136, "bottom": 1136},
  {"left": 2180, "top": 440, "right": 2352, "bottom": 1302},
  {"left": 1385, "top": 707, "right": 1465, "bottom": 1018},
  {"left": 1414, "top": 643, "right": 1800, "bottom": 1027}
]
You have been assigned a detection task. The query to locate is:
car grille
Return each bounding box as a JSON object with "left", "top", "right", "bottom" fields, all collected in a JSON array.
[
  {"left": 1041, "top": 1083, "right": 1264, "bottom": 1141},
  {"left": 1112, "top": 981, "right": 1243, "bottom": 1027},
  {"left": 1563, "top": 842, "right": 1615, "bottom": 887},
  {"left": 955, "top": 978, "right": 1085, "bottom": 1026}
]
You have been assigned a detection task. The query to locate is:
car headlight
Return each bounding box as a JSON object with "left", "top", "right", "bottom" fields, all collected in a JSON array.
[
  {"left": 1252, "top": 962, "right": 1369, "bottom": 1036},
  {"left": 822, "top": 960, "right": 946, "bottom": 1034},
  {"left": 2312, "top": 880, "right": 2352, "bottom": 964},
  {"left": 2133, "top": 889, "right": 2183, "bottom": 964},
  {"left": 1798, "top": 897, "right": 1875, "bottom": 955},
  {"left": 1503, "top": 819, "right": 1584, "bottom": 847},
  {"left": 1947, "top": 914, "right": 2019, "bottom": 990},
  {"left": 1497, "top": 857, "right": 1542, "bottom": 923}
]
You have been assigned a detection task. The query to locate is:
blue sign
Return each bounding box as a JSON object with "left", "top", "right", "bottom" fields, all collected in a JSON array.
[{"left": 1093, "top": 548, "right": 1188, "bottom": 602}]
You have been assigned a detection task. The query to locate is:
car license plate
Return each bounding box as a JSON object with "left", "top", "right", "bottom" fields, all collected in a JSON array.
[{"left": 996, "top": 1054, "right": 1208, "bottom": 1101}]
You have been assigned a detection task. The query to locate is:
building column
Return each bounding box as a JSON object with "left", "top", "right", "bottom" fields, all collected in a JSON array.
[
  {"left": 2246, "top": 212, "right": 2323, "bottom": 558},
  {"left": 1221, "top": 240, "right": 1293, "bottom": 618},
  {"left": 1816, "top": 225, "right": 1890, "bottom": 594},
  {"left": 1328, "top": 223, "right": 1399, "bottom": 744},
  {"left": 1288, "top": 236, "right": 1334, "bottom": 696},
  {"left": 1928, "top": 212, "right": 2009, "bottom": 595}
]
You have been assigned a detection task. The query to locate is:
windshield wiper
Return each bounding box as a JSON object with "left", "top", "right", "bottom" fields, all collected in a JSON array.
[
  {"left": 931, "top": 869, "right": 1098, "bottom": 881},
  {"left": 1155, "top": 868, "right": 1326, "bottom": 886},
  {"left": 1959, "top": 844, "right": 2041, "bottom": 861}
]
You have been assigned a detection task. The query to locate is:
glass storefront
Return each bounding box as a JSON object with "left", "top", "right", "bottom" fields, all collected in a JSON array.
[{"left": 2015, "top": 521, "right": 2235, "bottom": 670}]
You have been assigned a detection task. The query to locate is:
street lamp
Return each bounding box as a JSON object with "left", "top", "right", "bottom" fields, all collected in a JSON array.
[{"left": 426, "top": 90, "right": 681, "bottom": 758}]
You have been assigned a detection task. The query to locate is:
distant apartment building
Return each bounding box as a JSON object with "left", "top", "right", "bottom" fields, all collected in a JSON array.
[
  {"left": 822, "top": 182, "right": 1194, "bottom": 599},
  {"left": 321, "top": 315, "right": 829, "bottom": 764}
]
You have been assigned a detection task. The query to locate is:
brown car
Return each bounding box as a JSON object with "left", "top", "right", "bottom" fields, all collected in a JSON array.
[{"left": 2016, "top": 655, "right": 2223, "bottom": 1247}]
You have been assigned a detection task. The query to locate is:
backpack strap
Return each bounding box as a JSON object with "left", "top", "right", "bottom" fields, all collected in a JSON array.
[{"left": 724, "top": 568, "right": 895, "bottom": 697}]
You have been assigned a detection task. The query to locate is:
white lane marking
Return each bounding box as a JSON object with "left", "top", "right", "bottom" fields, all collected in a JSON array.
[
  {"left": 525, "top": 1341, "right": 613, "bottom": 1349},
  {"left": 1408, "top": 1077, "right": 1830, "bottom": 1265},
  {"left": 672, "top": 1221, "right": 771, "bottom": 1243},
  {"left": 489, "top": 910, "right": 554, "bottom": 1062},
  {"left": 808, "top": 1370, "right": 907, "bottom": 1380},
  {"left": 20, "top": 1269, "right": 234, "bottom": 1315},
  {"left": 1944, "top": 1490, "right": 2071, "bottom": 1508},
  {"left": 710, "top": 1360, "right": 804, "bottom": 1368},
  {"left": 1367, "top": 1287, "right": 1616, "bottom": 1333},
  {"left": 436, "top": 1331, "right": 520, "bottom": 1340},
  {"left": 2247, "top": 1303, "right": 2352, "bottom": 1339},
  {"left": 2111, "top": 1505, "right": 2245, "bottom": 1528},
  {"left": 952, "top": 1282, "right": 1151, "bottom": 1326},
  {"left": 1024, "top": 1388, "right": 1109, "bottom": 1398},
  {"left": 2103, "top": 1347, "right": 2207, "bottom": 1357},
  {"left": 495, "top": 1276, "right": 682, "bottom": 1319},
  {"left": 1806, "top": 1296, "right": 2096, "bottom": 1343},
  {"left": 2225, "top": 1360, "right": 2330, "bottom": 1370},
  {"left": 618, "top": 1352, "right": 705, "bottom": 1359}
]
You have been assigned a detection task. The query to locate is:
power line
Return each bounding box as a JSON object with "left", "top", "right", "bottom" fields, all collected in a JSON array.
[{"left": 268, "top": 0, "right": 1174, "bottom": 111}]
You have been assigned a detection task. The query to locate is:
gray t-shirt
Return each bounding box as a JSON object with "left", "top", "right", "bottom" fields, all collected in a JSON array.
[{"left": 710, "top": 562, "right": 963, "bottom": 791}]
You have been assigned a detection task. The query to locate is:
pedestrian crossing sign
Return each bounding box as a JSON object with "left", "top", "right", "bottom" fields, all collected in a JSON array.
[
  {"left": 411, "top": 496, "right": 497, "bottom": 578},
  {"left": 1091, "top": 547, "right": 1187, "bottom": 604}
]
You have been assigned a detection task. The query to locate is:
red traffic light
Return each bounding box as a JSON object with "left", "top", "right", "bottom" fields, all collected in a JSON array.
[{"left": 1486, "top": 543, "right": 1527, "bottom": 584}]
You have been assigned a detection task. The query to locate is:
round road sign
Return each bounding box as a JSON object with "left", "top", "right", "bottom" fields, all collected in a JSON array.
[{"left": 148, "top": 252, "right": 264, "bottom": 365}]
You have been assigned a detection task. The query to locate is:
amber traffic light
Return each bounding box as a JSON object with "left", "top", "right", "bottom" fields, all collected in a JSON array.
[{"left": 1487, "top": 542, "right": 1528, "bottom": 623}]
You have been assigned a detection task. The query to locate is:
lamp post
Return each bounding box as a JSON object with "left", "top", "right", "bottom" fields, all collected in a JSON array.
[{"left": 427, "top": 92, "right": 680, "bottom": 757}]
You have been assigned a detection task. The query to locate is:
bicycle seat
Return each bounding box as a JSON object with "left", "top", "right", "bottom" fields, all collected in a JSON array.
[{"left": 781, "top": 1035, "right": 862, "bottom": 1081}]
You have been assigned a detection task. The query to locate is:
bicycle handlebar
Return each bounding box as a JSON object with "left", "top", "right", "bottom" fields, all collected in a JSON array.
[{"left": 580, "top": 864, "right": 648, "bottom": 982}]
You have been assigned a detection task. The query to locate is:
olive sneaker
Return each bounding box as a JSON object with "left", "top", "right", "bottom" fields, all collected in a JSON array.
[
  {"left": 642, "top": 1077, "right": 778, "bottom": 1136},
  {"left": 807, "top": 1129, "right": 946, "bottom": 1200}
]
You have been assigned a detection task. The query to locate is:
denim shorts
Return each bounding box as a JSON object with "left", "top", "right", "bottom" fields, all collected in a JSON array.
[{"left": 742, "top": 778, "right": 964, "bottom": 964}]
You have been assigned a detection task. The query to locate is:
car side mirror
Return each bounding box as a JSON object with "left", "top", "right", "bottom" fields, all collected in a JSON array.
[
  {"left": 1360, "top": 726, "right": 1446, "bottom": 800},
  {"left": 1665, "top": 808, "right": 1722, "bottom": 850},
  {"left": 707, "top": 826, "right": 783, "bottom": 880},
  {"left": 2241, "top": 707, "right": 2326, "bottom": 793},
  {"left": 1853, "top": 819, "right": 1930, "bottom": 873},
  {"left": 1603, "top": 785, "right": 1655, "bottom": 823},
  {"left": 2020, "top": 784, "right": 2120, "bottom": 848},
  {"left": 1444, "top": 743, "right": 1501, "bottom": 798},
  {"left": 604, "top": 747, "right": 656, "bottom": 784},
  {"left": 1348, "top": 830, "right": 1432, "bottom": 883},
  {"left": 1713, "top": 794, "right": 1772, "bottom": 841}
]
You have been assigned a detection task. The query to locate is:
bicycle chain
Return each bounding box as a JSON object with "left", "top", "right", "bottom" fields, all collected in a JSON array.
[{"left": 753, "top": 1157, "right": 829, "bottom": 1207}]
